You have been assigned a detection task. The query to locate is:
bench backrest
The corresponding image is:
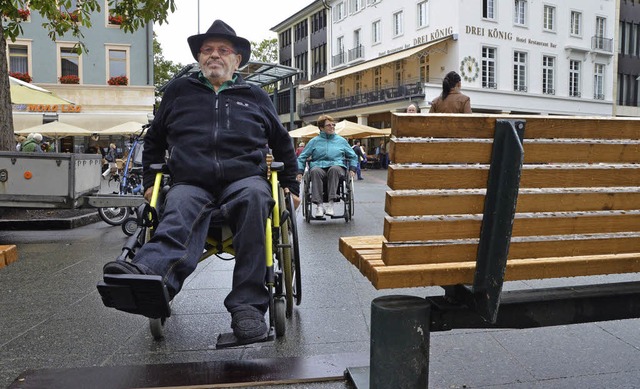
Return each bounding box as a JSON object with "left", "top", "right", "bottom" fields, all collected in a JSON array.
[{"left": 378, "top": 113, "right": 640, "bottom": 290}]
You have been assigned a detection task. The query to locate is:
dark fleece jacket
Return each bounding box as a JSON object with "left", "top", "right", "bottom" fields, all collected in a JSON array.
[{"left": 143, "top": 72, "right": 299, "bottom": 196}]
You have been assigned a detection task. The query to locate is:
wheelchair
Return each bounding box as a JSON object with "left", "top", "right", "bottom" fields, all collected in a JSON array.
[
  {"left": 97, "top": 157, "right": 302, "bottom": 348},
  {"left": 301, "top": 166, "right": 354, "bottom": 223}
]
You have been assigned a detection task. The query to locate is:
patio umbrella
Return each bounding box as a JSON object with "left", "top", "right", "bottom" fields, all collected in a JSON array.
[
  {"left": 288, "top": 124, "right": 320, "bottom": 139},
  {"left": 16, "top": 122, "right": 91, "bottom": 152},
  {"left": 334, "top": 120, "right": 389, "bottom": 139},
  {"left": 9, "top": 76, "right": 74, "bottom": 105},
  {"left": 98, "top": 121, "right": 147, "bottom": 136}
]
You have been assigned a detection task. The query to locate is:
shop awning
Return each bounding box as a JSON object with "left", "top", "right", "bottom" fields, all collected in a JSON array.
[
  {"left": 301, "top": 36, "right": 452, "bottom": 89},
  {"left": 58, "top": 113, "right": 150, "bottom": 132}
]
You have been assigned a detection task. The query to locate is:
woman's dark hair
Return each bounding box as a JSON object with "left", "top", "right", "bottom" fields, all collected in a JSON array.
[{"left": 441, "top": 71, "right": 462, "bottom": 100}]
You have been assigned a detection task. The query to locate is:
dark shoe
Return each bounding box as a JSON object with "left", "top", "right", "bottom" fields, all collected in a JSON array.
[
  {"left": 231, "top": 306, "right": 268, "bottom": 341},
  {"left": 357, "top": 177, "right": 364, "bottom": 180},
  {"left": 98, "top": 261, "right": 171, "bottom": 319},
  {"left": 103, "top": 260, "right": 145, "bottom": 275}
]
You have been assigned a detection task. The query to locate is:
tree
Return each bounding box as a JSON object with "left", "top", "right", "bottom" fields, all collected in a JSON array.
[
  {"left": 251, "top": 38, "right": 277, "bottom": 63},
  {"left": 0, "top": 0, "right": 176, "bottom": 151},
  {"left": 153, "top": 34, "right": 183, "bottom": 110}
]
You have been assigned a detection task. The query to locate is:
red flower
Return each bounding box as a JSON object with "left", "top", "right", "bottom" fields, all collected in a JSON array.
[
  {"left": 108, "top": 14, "right": 124, "bottom": 25},
  {"left": 17, "top": 9, "right": 30, "bottom": 20},
  {"left": 61, "top": 11, "right": 79, "bottom": 22},
  {"left": 59, "top": 75, "right": 80, "bottom": 84},
  {"left": 108, "top": 76, "right": 128, "bottom": 86},
  {"left": 10, "top": 72, "right": 32, "bottom": 83}
]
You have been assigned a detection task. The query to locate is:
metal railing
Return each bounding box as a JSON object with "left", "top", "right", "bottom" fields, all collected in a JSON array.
[
  {"left": 591, "top": 36, "right": 613, "bottom": 52},
  {"left": 332, "top": 52, "right": 345, "bottom": 67},
  {"left": 348, "top": 45, "right": 364, "bottom": 62},
  {"left": 300, "top": 81, "right": 424, "bottom": 117}
]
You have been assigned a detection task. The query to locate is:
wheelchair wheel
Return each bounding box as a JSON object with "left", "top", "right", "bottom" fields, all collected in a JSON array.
[
  {"left": 345, "top": 176, "right": 355, "bottom": 222},
  {"left": 280, "top": 190, "right": 302, "bottom": 317},
  {"left": 121, "top": 216, "right": 138, "bottom": 236},
  {"left": 274, "top": 297, "right": 286, "bottom": 337},
  {"left": 302, "top": 172, "right": 312, "bottom": 223},
  {"left": 98, "top": 206, "right": 130, "bottom": 226},
  {"left": 149, "top": 317, "right": 166, "bottom": 340}
]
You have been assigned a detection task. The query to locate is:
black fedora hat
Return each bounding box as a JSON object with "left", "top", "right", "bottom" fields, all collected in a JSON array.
[{"left": 187, "top": 20, "right": 251, "bottom": 67}]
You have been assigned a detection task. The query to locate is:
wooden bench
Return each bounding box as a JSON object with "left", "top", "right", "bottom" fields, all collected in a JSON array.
[
  {"left": 339, "top": 113, "right": 640, "bottom": 388},
  {"left": 0, "top": 244, "right": 18, "bottom": 269}
]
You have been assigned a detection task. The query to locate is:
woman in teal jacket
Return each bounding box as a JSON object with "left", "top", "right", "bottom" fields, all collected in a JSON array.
[{"left": 296, "top": 115, "right": 358, "bottom": 217}]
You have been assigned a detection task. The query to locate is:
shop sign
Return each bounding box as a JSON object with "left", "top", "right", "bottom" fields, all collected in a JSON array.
[
  {"left": 12, "top": 104, "right": 82, "bottom": 113},
  {"left": 465, "top": 25, "right": 558, "bottom": 48}
]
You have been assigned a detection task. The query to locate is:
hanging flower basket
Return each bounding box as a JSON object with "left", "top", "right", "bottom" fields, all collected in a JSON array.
[
  {"left": 59, "top": 75, "right": 80, "bottom": 84},
  {"left": 10, "top": 72, "right": 32, "bottom": 83},
  {"left": 108, "top": 76, "right": 128, "bottom": 86}
]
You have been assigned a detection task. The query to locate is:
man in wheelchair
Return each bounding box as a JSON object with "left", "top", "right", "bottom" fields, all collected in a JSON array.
[
  {"left": 295, "top": 115, "right": 358, "bottom": 218},
  {"left": 99, "top": 20, "right": 299, "bottom": 344}
]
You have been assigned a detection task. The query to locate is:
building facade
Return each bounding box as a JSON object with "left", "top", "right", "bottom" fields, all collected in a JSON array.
[
  {"left": 9, "top": 1, "right": 154, "bottom": 151},
  {"left": 617, "top": 0, "right": 640, "bottom": 116},
  {"left": 273, "top": 0, "right": 624, "bottom": 130}
]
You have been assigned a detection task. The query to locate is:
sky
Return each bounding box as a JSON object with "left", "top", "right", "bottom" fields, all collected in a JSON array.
[{"left": 154, "top": 0, "right": 315, "bottom": 65}]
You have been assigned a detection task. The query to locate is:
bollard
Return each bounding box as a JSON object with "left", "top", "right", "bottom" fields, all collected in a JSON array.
[{"left": 370, "top": 295, "right": 431, "bottom": 389}]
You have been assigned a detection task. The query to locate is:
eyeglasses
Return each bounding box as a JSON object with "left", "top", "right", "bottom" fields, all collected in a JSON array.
[
  {"left": 199, "top": 46, "right": 236, "bottom": 57},
  {"left": 324, "top": 123, "right": 336, "bottom": 128}
]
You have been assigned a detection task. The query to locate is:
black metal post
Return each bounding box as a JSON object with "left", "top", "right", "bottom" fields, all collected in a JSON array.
[{"left": 370, "top": 295, "right": 431, "bottom": 389}]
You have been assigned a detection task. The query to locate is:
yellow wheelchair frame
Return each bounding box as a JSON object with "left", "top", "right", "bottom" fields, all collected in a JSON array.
[{"left": 120, "top": 157, "right": 301, "bottom": 345}]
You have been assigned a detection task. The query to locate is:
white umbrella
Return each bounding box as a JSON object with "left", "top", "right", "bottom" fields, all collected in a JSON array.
[
  {"left": 9, "top": 76, "right": 75, "bottom": 105},
  {"left": 288, "top": 124, "right": 320, "bottom": 139},
  {"left": 334, "top": 120, "right": 389, "bottom": 139},
  {"left": 16, "top": 122, "right": 91, "bottom": 152},
  {"left": 98, "top": 121, "right": 147, "bottom": 136}
]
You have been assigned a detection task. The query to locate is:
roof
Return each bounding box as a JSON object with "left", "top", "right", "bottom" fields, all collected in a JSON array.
[{"left": 158, "top": 61, "right": 301, "bottom": 93}]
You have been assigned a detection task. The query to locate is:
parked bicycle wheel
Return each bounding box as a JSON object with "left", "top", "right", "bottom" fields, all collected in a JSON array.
[{"left": 98, "top": 206, "right": 130, "bottom": 226}]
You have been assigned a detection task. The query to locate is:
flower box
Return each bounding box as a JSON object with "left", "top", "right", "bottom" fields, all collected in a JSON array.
[
  {"left": 108, "top": 76, "right": 128, "bottom": 86},
  {"left": 10, "top": 72, "right": 32, "bottom": 83},
  {"left": 18, "top": 9, "right": 30, "bottom": 20},
  {"left": 61, "top": 11, "right": 79, "bottom": 22},
  {"left": 108, "top": 14, "right": 124, "bottom": 25},
  {"left": 59, "top": 75, "right": 80, "bottom": 84}
]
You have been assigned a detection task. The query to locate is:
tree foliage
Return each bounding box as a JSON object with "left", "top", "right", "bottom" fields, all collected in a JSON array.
[
  {"left": 250, "top": 38, "right": 277, "bottom": 63},
  {"left": 0, "top": 0, "right": 176, "bottom": 151}
]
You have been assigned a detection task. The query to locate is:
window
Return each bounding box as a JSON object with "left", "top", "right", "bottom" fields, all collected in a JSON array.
[
  {"left": 542, "top": 55, "right": 555, "bottom": 94},
  {"left": 395, "top": 62, "right": 403, "bottom": 86},
  {"left": 483, "top": 0, "right": 495, "bottom": 20},
  {"left": 594, "top": 63, "right": 604, "bottom": 100},
  {"left": 311, "top": 44, "right": 326, "bottom": 76},
  {"left": 543, "top": 5, "right": 555, "bottom": 31},
  {"left": 58, "top": 44, "right": 82, "bottom": 82},
  {"left": 570, "top": 11, "right": 582, "bottom": 36},
  {"left": 294, "top": 20, "right": 308, "bottom": 42},
  {"left": 280, "top": 30, "right": 291, "bottom": 48},
  {"left": 393, "top": 11, "right": 403, "bottom": 37},
  {"left": 108, "top": 47, "right": 128, "bottom": 79},
  {"left": 569, "top": 59, "right": 581, "bottom": 97},
  {"left": 419, "top": 55, "right": 429, "bottom": 83},
  {"left": 372, "top": 20, "right": 381, "bottom": 44},
  {"left": 107, "top": 0, "right": 123, "bottom": 25},
  {"left": 514, "top": 0, "right": 527, "bottom": 26},
  {"left": 295, "top": 52, "right": 308, "bottom": 81},
  {"left": 333, "top": 2, "right": 346, "bottom": 22},
  {"left": 350, "top": 0, "right": 365, "bottom": 14},
  {"left": 374, "top": 67, "right": 382, "bottom": 90},
  {"left": 513, "top": 51, "right": 527, "bottom": 92},
  {"left": 482, "top": 46, "right": 497, "bottom": 89},
  {"left": 595, "top": 17, "right": 607, "bottom": 50},
  {"left": 9, "top": 44, "right": 30, "bottom": 74},
  {"left": 417, "top": 1, "right": 429, "bottom": 28}
]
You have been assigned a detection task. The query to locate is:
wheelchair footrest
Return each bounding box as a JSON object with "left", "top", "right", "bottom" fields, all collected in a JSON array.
[
  {"left": 215, "top": 327, "right": 275, "bottom": 349},
  {"left": 97, "top": 274, "right": 171, "bottom": 319}
]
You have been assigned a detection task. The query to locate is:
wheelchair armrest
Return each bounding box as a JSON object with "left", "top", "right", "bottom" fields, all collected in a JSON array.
[
  {"left": 149, "top": 163, "right": 170, "bottom": 174},
  {"left": 271, "top": 161, "right": 284, "bottom": 172}
]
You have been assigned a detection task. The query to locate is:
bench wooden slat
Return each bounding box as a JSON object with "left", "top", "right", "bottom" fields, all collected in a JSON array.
[
  {"left": 388, "top": 165, "right": 640, "bottom": 190},
  {"left": 392, "top": 115, "right": 640, "bottom": 139},
  {"left": 384, "top": 212, "right": 640, "bottom": 242},
  {"left": 391, "top": 141, "right": 640, "bottom": 164},
  {"left": 370, "top": 252, "right": 640, "bottom": 289},
  {"left": 381, "top": 235, "right": 640, "bottom": 265},
  {"left": 0, "top": 244, "right": 18, "bottom": 269},
  {"left": 386, "top": 190, "right": 640, "bottom": 217},
  {"left": 339, "top": 236, "right": 385, "bottom": 265}
]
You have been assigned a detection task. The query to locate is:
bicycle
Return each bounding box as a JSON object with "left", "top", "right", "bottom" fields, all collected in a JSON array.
[{"left": 98, "top": 125, "right": 148, "bottom": 232}]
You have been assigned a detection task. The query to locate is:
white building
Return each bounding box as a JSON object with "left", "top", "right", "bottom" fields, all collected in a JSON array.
[{"left": 299, "top": 0, "right": 616, "bottom": 125}]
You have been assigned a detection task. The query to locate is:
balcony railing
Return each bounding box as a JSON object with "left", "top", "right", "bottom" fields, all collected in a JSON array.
[
  {"left": 514, "top": 85, "right": 528, "bottom": 92},
  {"left": 569, "top": 91, "right": 581, "bottom": 98},
  {"left": 482, "top": 81, "right": 497, "bottom": 89},
  {"left": 543, "top": 88, "right": 555, "bottom": 95},
  {"left": 594, "top": 93, "right": 605, "bottom": 100},
  {"left": 592, "top": 36, "right": 613, "bottom": 52},
  {"left": 348, "top": 45, "right": 364, "bottom": 62},
  {"left": 300, "top": 81, "right": 424, "bottom": 117},
  {"left": 332, "top": 52, "right": 346, "bottom": 67}
]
